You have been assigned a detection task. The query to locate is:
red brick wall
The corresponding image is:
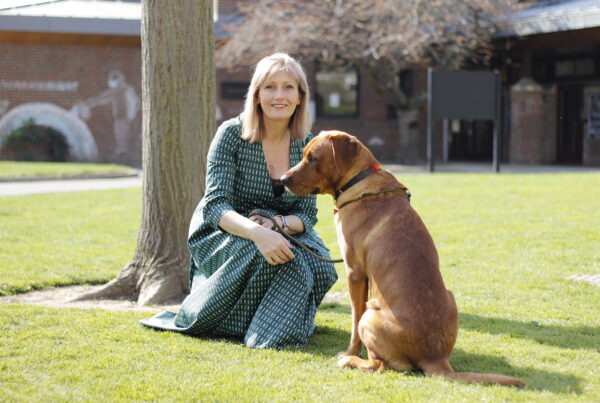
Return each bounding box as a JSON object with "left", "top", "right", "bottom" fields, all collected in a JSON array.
[
  {"left": 509, "top": 78, "right": 547, "bottom": 164},
  {"left": 0, "top": 42, "right": 142, "bottom": 166},
  {"left": 217, "top": 0, "right": 248, "bottom": 14}
]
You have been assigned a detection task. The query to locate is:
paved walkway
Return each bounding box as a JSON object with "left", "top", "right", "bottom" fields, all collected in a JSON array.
[
  {"left": 384, "top": 162, "right": 600, "bottom": 174},
  {"left": 0, "top": 163, "right": 598, "bottom": 196},
  {"left": 0, "top": 175, "right": 142, "bottom": 196}
]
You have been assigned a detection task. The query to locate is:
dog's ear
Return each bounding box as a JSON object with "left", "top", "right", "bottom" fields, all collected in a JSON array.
[{"left": 329, "top": 133, "right": 362, "bottom": 174}]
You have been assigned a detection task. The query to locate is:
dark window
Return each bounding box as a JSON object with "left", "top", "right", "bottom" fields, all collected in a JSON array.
[
  {"left": 316, "top": 68, "right": 358, "bottom": 118},
  {"left": 532, "top": 48, "right": 598, "bottom": 82},
  {"left": 221, "top": 82, "right": 249, "bottom": 100},
  {"left": 387, "top": 69, "right": 415, "bottom": 119},
  {"left": 555, "top": 58, "right": 595, "bottom": 78}
]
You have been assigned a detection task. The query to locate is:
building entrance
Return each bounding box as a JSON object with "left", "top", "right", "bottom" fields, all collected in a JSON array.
[{"left": 557, "top": 85, "right": 583, "bottom": 163}]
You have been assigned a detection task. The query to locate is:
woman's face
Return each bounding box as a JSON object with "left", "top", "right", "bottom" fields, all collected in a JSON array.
[{"left": 257, "top": 70, "right": 301, "bottom": 124}]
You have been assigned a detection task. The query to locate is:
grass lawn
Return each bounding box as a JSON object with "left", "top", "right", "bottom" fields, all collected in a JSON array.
[
  {"left": 0, "top": 161, "right": 137, "bottom": 180},
  {"left": 1, "top": 173, "right": 599, "bottom": 402}
]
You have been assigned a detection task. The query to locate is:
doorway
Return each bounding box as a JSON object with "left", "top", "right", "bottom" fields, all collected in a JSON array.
[
  {"left": 448, "top": 120, "right": 493, "bottom": 161},
  {"left": 556, "top": 85, "right": 583, "bottom": 163}
]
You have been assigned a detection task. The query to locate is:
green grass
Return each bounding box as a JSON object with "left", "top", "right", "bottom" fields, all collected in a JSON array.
[
  {"left": 0, "top": 161, "right": 137, "bottom": 179},
  {"left": 1, "top": 173, "right": 599, "bottom": 401},
  {"left": 0, "top": 189, "right": 139, "bottom": 295}
]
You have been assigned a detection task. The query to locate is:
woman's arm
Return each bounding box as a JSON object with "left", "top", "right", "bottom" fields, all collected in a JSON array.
[
  {"left": 248, "top": 213, "right": 305, "bottom": 235},
  {"left": 219, "top": 211, "right": 295, "bottom": 265}
]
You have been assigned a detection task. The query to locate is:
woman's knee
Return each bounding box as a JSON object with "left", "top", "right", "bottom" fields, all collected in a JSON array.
[{"left": 313, "top": 263, "right": 338, "bottom": 288}]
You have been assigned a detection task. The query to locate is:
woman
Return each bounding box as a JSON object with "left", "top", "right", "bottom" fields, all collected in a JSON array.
[{"left": 141, "top": 53, "right": 338, "bottom": 349}]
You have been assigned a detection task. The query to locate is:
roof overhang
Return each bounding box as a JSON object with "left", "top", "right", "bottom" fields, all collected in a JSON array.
[
  {"left": 0, "top": 14, "right": 140, "bottom": 36},
  {"left": 500, "top": 0, "right": 600, "bottom": 37}
]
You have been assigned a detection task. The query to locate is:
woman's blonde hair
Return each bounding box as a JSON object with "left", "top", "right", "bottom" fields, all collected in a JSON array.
[{"left": 241, "top": 53, "right": 311, "bottom": 142}]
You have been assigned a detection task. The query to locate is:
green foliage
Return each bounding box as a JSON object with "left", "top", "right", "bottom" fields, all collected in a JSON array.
[
  {"left": 0, "top": 173, "right": 599, "bottom": 401},
  {"left": 1, "top": 118, "right": 69, "bottom": 162}
]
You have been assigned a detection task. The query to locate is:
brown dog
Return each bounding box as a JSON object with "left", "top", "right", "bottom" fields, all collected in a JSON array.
[{"left": 281, "top": 131, "right": 524, "bottom": 386}]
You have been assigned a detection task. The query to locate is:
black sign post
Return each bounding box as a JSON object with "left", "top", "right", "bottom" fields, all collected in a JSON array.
[{"left": 427, "top": 69, "right": 502, "bottom": 172}]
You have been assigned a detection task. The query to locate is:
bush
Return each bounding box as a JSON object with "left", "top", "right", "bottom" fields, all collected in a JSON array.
[{"left": 0, "top": 119, "right": 70, "bottom": 162}]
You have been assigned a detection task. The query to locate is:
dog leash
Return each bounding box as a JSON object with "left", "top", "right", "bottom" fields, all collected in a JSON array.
[{"left": 249, "top": 209, "right": 344, "bottom": 264}]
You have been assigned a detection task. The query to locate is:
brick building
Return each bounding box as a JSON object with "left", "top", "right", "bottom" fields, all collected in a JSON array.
[
  {"left": 496, "top": 0, "right": 600, "bottom": 166},
  {"left": 0, "top": 0, "right": 142, "bottom": 166},
  {"left": 1, "top": 0, "right": 599, "bottom": 167}
]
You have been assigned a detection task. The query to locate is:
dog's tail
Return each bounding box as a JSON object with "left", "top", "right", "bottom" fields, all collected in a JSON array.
[{"left": 420, "top": 359, "right": 525, "bottom": 387}]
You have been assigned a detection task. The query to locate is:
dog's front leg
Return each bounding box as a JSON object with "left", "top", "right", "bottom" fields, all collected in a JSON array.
[{"left": 338, "top": 269, "right": 368, "bottom": 358}]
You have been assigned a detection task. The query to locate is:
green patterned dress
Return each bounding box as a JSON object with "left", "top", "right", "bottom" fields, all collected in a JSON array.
[{"left": 140, "top": 117, "right": 337, "bottom": 348}]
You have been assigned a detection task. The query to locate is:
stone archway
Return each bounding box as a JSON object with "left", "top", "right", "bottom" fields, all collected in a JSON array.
[{"left": 0, "top": 102, "right": 98, "bottom": 162}]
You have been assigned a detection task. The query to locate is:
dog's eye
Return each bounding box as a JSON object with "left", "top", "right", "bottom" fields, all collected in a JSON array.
[{"left": 307, "top": 155, "right": 316, "bottom": 164}]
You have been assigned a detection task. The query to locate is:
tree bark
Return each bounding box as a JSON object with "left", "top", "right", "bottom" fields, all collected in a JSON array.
[{"left": 75, "top": 0, "right": 215, "bottom": 305}]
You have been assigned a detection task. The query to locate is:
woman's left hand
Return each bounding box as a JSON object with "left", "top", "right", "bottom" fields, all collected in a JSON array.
[{"left": 249, "top": 214, "right": 276, "bottom": 230}]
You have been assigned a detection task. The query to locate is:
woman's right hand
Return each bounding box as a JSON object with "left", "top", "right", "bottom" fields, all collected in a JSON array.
[{"left": 251, "top": 226, "right": 295, "bottom": 265}]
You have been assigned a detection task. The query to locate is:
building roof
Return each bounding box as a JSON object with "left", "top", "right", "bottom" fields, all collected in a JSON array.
[
  {"left": 0, "top": 0, "right": 141, "bottom": 35},
  {"left": 0, "top": 0, "right": 235, "bottom": 39},
  {"left": 505, "top": 0, "right": 600, "bottom": 36}
]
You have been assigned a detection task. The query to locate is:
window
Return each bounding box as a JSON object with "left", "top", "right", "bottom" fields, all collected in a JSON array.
[
  {"left": 221, "top": 82, "right": 249, "bottom": 100},
  {"left": 555, "top": 58, "right": 595, "bottom": 78},
  {"left": 316, "top": 68, "right": 358, "bottom": 118}
]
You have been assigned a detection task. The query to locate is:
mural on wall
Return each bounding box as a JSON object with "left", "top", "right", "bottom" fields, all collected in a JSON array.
[
  {"left": 71, "top": 69, "right": 140, "bottom": 158},
  {"left": 0, "top": 102, "right": 99, "bottom": 161},
  {"left": 0, "top": 69, "right": 140, "bottom": 162}
]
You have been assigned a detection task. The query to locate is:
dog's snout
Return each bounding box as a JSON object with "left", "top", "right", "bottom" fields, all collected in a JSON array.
[{"left": 280, "top": 175, "right": 292, "bottom": 186}]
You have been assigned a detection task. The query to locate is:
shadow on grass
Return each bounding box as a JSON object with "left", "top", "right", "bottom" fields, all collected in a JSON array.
[
  {"left": 308, "top": 305, "right": 583, "bottom": 393},
  {"left": 460, "top": 313, "right": 599, "bottom": 352},
  {"left": 451, "top": 349, "right": 581, "bottom": 394}
]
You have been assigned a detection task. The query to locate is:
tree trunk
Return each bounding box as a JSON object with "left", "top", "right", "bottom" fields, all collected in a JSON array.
[{"left": 76, "top": 0, "right": 215, "bottom": 305}]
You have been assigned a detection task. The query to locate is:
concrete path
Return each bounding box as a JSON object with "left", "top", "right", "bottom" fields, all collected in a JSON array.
[
  {"left": 0, "top": 163, "right": 597, "bottom": 196},
  {"left": 384, "top": 162, "right": 600, "bottom": 174},
  {"left": 0, "top": 175, "right": 142, "bottom": 196}
]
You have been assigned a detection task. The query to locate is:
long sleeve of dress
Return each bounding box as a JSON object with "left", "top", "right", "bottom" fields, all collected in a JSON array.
[
  {"left": 288, "top": 194, "right": 318, "bottom": 233},
  {"left": 189, "top": 119, "right": 241, "bottom": 233}
]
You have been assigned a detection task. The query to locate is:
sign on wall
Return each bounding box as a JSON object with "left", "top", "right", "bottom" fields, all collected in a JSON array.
[{"left": 587, "top": 91, "right": 600, "bottom": 141}]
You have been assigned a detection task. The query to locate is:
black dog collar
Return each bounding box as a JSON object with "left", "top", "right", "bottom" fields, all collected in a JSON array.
[{"left": 335, "top": 164, "right": 381, "bottom": 199}]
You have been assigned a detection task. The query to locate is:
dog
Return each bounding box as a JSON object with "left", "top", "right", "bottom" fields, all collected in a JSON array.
[{"left": 281, "top": 131, "right": 524, "bottom": 386}]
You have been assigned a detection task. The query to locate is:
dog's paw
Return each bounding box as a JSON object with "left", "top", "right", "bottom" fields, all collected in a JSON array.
[
  {"left": 336, "top": 355, "right": 353, "bottom": 368},
  {"left": 336, "top": 351, "right": 350, "bottom": 360}
]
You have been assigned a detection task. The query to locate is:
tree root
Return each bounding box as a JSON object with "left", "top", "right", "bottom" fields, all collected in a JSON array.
[{"left": 72, "top": 259, "right": 188, "bottom": 306}]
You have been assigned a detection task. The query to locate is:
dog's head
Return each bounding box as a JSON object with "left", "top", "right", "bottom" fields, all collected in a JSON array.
[{"left": 282, "top": 130, "right": 377, "bottom": 197}]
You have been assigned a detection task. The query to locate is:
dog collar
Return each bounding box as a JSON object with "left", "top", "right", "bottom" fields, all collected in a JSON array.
[
  {"left": 334, "top": 187, "right": 411, "bottom": 212},
  {"left": 335, "top": 165, "right": 381, "bottom": 199}
]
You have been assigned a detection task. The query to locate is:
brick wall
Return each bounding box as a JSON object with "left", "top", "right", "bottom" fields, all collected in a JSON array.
[
  {"left": 509, "top": 78, "right": 547, "bottom": 164},
  {"left": 0, "top": 42, "right": 142, "bottom": 166},
  {"left": 217, "top": 0, "right": 248, "bottom": 14}
]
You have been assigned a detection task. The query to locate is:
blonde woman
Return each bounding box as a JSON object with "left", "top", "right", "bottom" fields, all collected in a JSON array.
[{"left": 141, "top": 53, "right": 337, "bottom": 349}]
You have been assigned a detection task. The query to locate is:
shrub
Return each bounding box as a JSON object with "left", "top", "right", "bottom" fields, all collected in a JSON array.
[{"left": 0, "top": 119, "right": 70, "bottom": 162}]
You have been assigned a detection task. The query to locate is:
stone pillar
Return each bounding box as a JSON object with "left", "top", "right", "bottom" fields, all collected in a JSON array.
[
  {"left": 509, "top": 78, "right": 546, "bottom": 164},
  {"left": 396, "top": 109, "right": 420, "bottom": 164}
]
